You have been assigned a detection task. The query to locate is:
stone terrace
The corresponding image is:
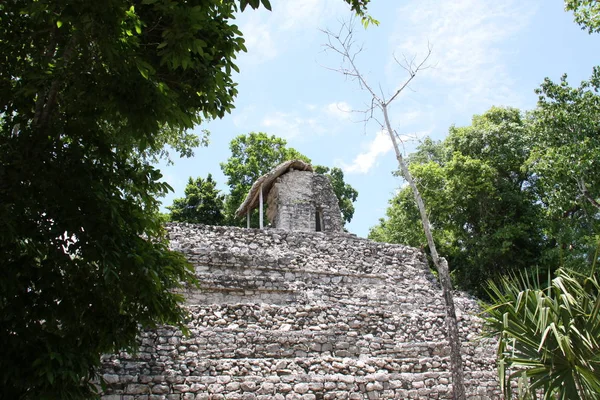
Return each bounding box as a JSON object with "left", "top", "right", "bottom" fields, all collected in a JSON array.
[{"left": 100, "top": 223, "right": 500, "bottom": 399}]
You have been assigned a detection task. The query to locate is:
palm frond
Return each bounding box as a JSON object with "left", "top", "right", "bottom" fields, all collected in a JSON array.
[{"left": 483, "top": 268, "right": 600, "bottom": 399}]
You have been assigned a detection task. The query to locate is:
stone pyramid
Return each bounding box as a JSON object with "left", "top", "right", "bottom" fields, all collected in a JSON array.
[{"left": 100, "top": 223, "right": 500, "bottom": 399}]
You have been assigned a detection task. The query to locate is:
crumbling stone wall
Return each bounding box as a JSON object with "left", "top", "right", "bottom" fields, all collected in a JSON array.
[
  {"left": 100, "top": 224, "right": 500, "bottom": 399},
  {"left": 266, "top": 171, "right": 343, "bottom": 232}
]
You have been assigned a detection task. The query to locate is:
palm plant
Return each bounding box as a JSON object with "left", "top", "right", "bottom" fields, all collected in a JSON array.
[{"left": 484, "top": 263, "right": 600, "bottom": 399}]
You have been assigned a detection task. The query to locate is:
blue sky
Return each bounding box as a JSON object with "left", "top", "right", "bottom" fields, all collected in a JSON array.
[{"left": 159, "top": 0, "right": 599, "bottom": 238}]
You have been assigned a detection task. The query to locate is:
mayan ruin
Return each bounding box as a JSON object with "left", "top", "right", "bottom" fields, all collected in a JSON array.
[{"left": 99, "top": 165, "right": 499, "bottom": 399}]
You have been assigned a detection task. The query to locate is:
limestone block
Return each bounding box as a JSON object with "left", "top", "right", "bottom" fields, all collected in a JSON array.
[{"left": 98, "top": 223, "right": 500, "bottom": 399}]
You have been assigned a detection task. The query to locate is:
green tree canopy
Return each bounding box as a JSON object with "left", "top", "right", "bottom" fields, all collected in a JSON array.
[
  {"left": 0, "top": 0, "right": 370, "bottom": 397},
  {"left": 528, "top": 67, "right": 600, "bottom": 270},
  {"left": 370, "top": 107, "right": 548, "bottom": 296},
  {"left": 481, "top": 7, "right": 600, "bottom": 398},
  {"left": 168, "top": 174, "right": 225, "bottom": 225},
  {"left": 314, "top": 165, "right": 359, "bottom": 224},
  {"left": 220, "top": 132, "right": 310, "bottom": 225},
  {"left": 220, "top": 132, "right": 358, "bottom": 227},
  {"left": 1, "top": 0, "right": 248, "bottom": 396},
  {"left": 565, "top": 0, "right": 600, "bottom": 33}
]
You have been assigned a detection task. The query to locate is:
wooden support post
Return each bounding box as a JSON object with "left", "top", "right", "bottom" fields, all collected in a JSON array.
[
  {"left": 246, "top": 211, "right": 250, "bottom": 229},
  {"left": 259, "top": 184, "right": 264, "bottom": 229}
]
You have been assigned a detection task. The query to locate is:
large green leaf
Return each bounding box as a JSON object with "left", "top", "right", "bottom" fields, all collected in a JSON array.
[{"left": 484, "top": 268, "right": 600, "bottom": 399}]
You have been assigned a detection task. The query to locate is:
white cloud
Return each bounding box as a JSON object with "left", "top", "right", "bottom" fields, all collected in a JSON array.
[
  {"left": 261, "top": 111, "right": 325, "bottom": 139},
  {"left": 239, "top": 17, "right": 277, "bottom": 64},
  {"left": 389, "top": 0, "right": 537, "bottom": 108},
  {"left": 325, "top": 101, "right": 352, "bottom": 120},
  {"left": 391, "top": 108, "right": 426, "bottom": 129},
  {"left": 232, "top": 105, "right": 257, "bottom": 128},
  {"left": 278, "top": 0, "right": 322, "bottom": 31},
  {"left": 341, "top": 131, "right": 393, "bottom": 174},
  {"left": 257, "top": 101, "right": 355, "bottom": 141},
  {"left": 277, "top": 0, "right": 348, "bottom": 31},
  {"left": 161, "top": 172, "right": 183, "bottom": 187},
  {"left": 235, "top": 0, "right": 351, "bottom": 66}
]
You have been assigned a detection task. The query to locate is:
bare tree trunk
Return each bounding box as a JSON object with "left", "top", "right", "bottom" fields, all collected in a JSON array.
[
  {"left": 577, "top": 177, "right": 600, "bottom": 211},
  {"left": 382, "top": 105, "right": 466, "bottom": 400},
  {"left": 323, "top": 21, "right": 466, "bottom": 399},
  {"left": 34, "top": 35, "right": 77, "bottom": 133}
]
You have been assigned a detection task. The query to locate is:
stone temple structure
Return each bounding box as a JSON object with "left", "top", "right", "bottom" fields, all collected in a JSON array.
[
  {"left": 99, "top": 165, "right": 500, "bottom": 399},
  {"left": 235, "top": 160, "right": 343, "bottom": 233}
]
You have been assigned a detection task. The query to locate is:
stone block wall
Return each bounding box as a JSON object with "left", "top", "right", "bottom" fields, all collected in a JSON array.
[
  {"left": 100, "top": 224, "right": 500, "bottom": 399},
  {"left": 266, "top": 171, "right": 343, "bottom": 233}
]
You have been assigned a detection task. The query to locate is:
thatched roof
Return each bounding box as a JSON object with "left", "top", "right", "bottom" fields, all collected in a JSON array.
[{"left": 235, "top": 159, "right": 313, "bottom": 218}]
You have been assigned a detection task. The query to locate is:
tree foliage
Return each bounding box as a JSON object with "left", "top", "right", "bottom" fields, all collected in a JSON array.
[
  {"left": 168, "top": 174, "right": 225, "bottom": 225},
  {"left": 322, "top": 20, "right": 466, "bottom": 397},
  {"left": 219, "top": 132, "right": 358, "bottom": 226},
  {"left": 314, "top": 165, "right": 359, "bottom": 224},
  {"left": 220, "top": 132, "right": 309, "bottom": 225},
  {"left": 529, "top": 68, "right": 600, "bottom": 270},
  {"left": 482, "top": 8, "right": 600, "bottom": 397},
  {"left": 0, "top": 0, "right": 244, "bottom": 396},
  {"left": 369, "top": 107, "right": 548, "bottom": 296},
  {"left": 565, "top": 0, "right": 600, "bottom": 33},
  {"left": 0, "top": 0, "right": 371, "bottom": 397},
  {"left": 371, "top": 69, "right": 600, "bottom": 297},
  {"left": 484, "top": 266, "right": 600, "bottom": 399}
]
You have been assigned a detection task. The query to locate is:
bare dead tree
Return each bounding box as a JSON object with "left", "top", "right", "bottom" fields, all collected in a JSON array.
[
  {"left": 577, "top": 177, "right": 600, "bottom": 211},
  {"left": 322, "top": 21, "right": 467, "bottom": 400}
]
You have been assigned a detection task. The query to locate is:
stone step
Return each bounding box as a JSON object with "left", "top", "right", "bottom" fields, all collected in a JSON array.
[
  {"left": 193, "top": 269, "right": 389, "bottom": 292},
  {"left": 125, "top": 339, "right": 494, "bottom": 369},
  {"left": 183, "top": 286, "right": 299, "bottom": 306},
  {"left": 183, "top": 248, "right": 428, "bottom": 279},
  {"left": 99, "top": 368, "right": 499, "bottom": 399},
  {"left": 140, "top": 330, "right": 453, "bottom": 360},
  {"left": 182, "top": 285, "right": 450, "bottom": 314},
  {"left": 103, "top": 355, "right": 454, "bottom": 377},
  {"left": 99, "top": 224, "right": 501, "bottom": 399},
  {"left": 104, "top": 340, "right": 496, "bottom": 376},
  {"left": 192, "top": 270, "right": 440, "bottom": 298},
  {"left": 191, "top": 262, "right": 433, "bottom": 287},
  {"left": 170, "top": 304, "right": 484, "bottom": 343},
  {"left": 183, "top": 290, "right": 450, "bottom": 313}
]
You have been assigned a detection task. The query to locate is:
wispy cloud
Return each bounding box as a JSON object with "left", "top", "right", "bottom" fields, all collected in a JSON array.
[
  {"left": 278, "top": 0, "right": 326, "bottom": 31},
  {"left": 160, "top": 172, "right": 185, "bottom": 194},
  {"left": 391, "top": 108, "right": 427, "bottom": 129},
  {"left": 325, "top": 101, "right": 352, "bottom": 120},
  {"left": 236, "top": 0, "right": 351, "bottom": 66},
  {"left": 257, "top": 100, "right": 355, "bottom": 140},
  {"left": 389, "top": 0, "right": 537, "bottom": 109},
  {"left": 261, "top": 111, "right": 325, "bottom": 139},
  {"left": 239, "top": 16, "right": 278, "bottom": 64},
  {"left": 277, "top": 0, "right": 349, "bottom": 32},
  {"left": 341, "top": 131, "right": 393, "bottom": 174},
  {"left": 232, "top": 105, "right": 258, "bottom": 128}
]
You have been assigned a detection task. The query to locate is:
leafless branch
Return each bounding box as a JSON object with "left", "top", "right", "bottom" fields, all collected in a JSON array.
[
  {"left": 321, "top": 20, "right": 466, "bottom": 400},
  {"left": 34, "top": 35, "right": 77, "bottom": 132},
  {"left": 394, "top": 130, "right": 407, "bottom": 155},
  {"left": 320, "top": 21, "right": 381, "bottom": 103},
  {"left": 387, "top": 43, "right": 433, "bottom": 106},
  {"left": 577, "top": 178, "right": 600, "bottom": 210}
]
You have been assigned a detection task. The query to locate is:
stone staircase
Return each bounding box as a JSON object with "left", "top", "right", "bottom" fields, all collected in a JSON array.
[{"left": 100, "top": 223, "right": 500, "bottom": 399}]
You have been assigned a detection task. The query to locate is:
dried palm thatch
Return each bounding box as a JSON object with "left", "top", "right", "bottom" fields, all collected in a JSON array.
[{"left": 235, "top": 159, "right": 313, "bottom": 218}]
